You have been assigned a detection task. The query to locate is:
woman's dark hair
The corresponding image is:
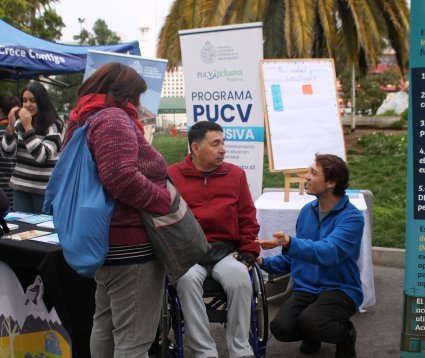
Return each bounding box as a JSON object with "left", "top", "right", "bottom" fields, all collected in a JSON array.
[
  {"left": 0, "top": 95, "right": 20, "bottom": 117},
  {"left": 77, "top": 62, "right": 147, "bottom": 108},
  {"left": 21, "top": 82, "right": 63, "bottom": 133},
  {"left": 315, "top": 153, "right": 349, "bottom": 196},
  {"left": 188, "top": 121, "right": 223, "bottom": 153}
]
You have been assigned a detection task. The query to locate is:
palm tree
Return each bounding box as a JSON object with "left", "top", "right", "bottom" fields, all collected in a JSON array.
[{"left": 157, "top": 0, "right": 409, "bottom": 74}]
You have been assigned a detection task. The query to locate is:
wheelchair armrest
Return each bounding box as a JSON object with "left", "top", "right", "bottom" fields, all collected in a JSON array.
[
  {"left": 266, "top": 272, "right": 291, "bottom": 284},
  {"left": 264, "top": 272, "right": 293, "bottom": 303}
]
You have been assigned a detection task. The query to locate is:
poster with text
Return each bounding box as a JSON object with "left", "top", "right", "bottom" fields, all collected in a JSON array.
[
  {"left": 179, "top": 23, "right": 264, "bottom": 201},
  {"left": 84, "top": 50, "right": 167, "bottom": 122},
  {"left": 401, "top": 1, "right": 425, "bottom": 356},
  {"left": 261, "top": 59, "right": 346, "bottom": 171}
]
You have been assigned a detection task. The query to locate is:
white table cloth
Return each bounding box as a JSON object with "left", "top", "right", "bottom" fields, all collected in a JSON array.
[{"left": 255, "top": 191, "right": 376, "bottom": 312}]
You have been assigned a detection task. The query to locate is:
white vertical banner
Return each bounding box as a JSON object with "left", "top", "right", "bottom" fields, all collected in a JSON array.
[
  {"left": 179, "top": 23, "right": 264, "bottom": 201},
  {"left": 84, "top": 50, "right": 168, "bottom": 118}
]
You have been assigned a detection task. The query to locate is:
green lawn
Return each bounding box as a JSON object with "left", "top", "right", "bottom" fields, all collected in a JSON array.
[{"left": 153, "top": 131, "right": 407, "bottom": 249}]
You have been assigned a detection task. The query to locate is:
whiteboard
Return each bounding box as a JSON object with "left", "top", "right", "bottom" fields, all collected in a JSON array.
[{"left": 260, "top": 59, "right": 346, "bottom": 171}]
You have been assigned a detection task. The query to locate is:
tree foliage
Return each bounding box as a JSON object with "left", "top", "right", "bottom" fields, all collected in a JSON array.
[
  {"left": 339, "top": 65, "right": 403, "bottom": 115},
  {"left": 157, "top": 0, "right": 410, "bottom": 74},
  {"left": 73, "top": 19, "right": 121, "bottom": 45},
  {"left": 50, "top": 20, "right": 122, "bottom": 115},
  {"left": 0, "top": 0, "right": 64, "bottom": 41},
  {"left": 48, "top": 73, "right": 84, "bottom": 115},
  {"left": 0, "top": 0, "right": 65, "bottom": 97},
  {"left": 0, "top": 5, "right": 121, "bottom": 116}
]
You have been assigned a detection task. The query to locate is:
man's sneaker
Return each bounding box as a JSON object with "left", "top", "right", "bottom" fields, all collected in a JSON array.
[
  {"left": 335, "top": 322, "right": 357, "bottom": 358},
  {"left": 299, "top": 338, "right": 322, "bottom": 354}
]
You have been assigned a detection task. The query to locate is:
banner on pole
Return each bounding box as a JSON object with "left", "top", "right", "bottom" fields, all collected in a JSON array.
[
  {"left": 401, "top": 1, "right": 425, "bottom": 356},
  {"left": 84, "top": 50, "right": 167, "bottom": 119},
  {"left": 179, "top": 23, "right": 264, "bottom": 201}
]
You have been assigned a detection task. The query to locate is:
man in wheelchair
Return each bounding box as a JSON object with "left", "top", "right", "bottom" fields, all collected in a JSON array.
[
  {"left": 168, "top": 121, "right": 260, "bottom": 358},
  {"left": 257, "top": 154, "right": 363, "bottom": 358}
]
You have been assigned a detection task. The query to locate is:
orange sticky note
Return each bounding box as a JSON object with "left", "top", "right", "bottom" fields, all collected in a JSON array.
[{"left": 302, "top": 84, "right": 313, "bottom": 94}]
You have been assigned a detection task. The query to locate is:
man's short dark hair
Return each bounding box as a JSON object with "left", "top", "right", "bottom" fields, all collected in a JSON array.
[
  {"left": 315, "top": 154, "right": 349, "bottom": 196},
  {"left": 188, "top": 121, "right": 223, "bottom": 153}
]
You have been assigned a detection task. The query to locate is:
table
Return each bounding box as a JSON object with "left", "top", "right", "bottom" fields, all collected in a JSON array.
[
  {"left": 0, "top": 220, "right": 95, "bottom": 357},
  {"left": 255, "top": 191, "right": 376, "bottom": 312}
]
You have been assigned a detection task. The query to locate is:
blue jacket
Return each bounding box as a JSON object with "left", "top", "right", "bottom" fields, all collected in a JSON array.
[{"left": 262, "top": 195, "right": 364, "bottom": 309}]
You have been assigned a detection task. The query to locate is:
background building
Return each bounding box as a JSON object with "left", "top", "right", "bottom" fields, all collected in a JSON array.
[
  {"left": 161, "top": 66, "right": 185, "bottom": 97},
  {"left": 157, "top": 66, "right": 186, "bottom": 132}
]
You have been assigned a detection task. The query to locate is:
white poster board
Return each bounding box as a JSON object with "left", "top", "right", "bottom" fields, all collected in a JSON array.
[
  {"left": 179, "top": 23, "right": 264, "bottom": 201},
  {"left": 261, "top": 59, "right": 346, "bottom": 171}
]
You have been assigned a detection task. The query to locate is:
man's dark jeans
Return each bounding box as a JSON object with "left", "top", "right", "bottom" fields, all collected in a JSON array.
[{"left": 270, "top": 290, "right": 356, "bottom": 344}]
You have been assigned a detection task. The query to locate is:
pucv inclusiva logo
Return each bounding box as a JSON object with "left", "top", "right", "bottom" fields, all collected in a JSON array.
[{"left": 200, "top": 41, "right": 216, "bottom": 64}]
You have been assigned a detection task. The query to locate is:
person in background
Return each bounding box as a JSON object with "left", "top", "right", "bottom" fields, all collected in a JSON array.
[
  {"left": 64, "top": 62, "right": 171, "bottom": 358},
  {"left": 168, "top": 121, "right": 260, "bottom": 358},
  {"left": 0, "top": 82, "right": 64, "bottom": 213},
  {"left": 0, "top": 94, "right": 20, "bottom": 208},
  {"left": 256, "top": 154, "right": 364, "bottom": 358}
]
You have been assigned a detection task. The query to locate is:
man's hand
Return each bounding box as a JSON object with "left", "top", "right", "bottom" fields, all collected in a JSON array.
[
  {"left": 255, "top": 231, "right": 290, "bottom": 249},
  {"left": 234, "top": 253, "right": 255, "bottom": 270}
]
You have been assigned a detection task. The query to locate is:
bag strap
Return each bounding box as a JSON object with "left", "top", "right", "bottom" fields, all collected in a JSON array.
[
  {"left": 165, "top": 177, "right": 178, "bottom": 203},
  {"left": 166, "top": 174, "right": 176, "bottom": 186},
  {"left": 77, "top": 113, "right": 97, "bottom": 128}
]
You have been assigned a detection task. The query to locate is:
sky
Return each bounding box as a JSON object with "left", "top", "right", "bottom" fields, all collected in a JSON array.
[{"left": 53, "top": 0, "right": 174, "bottom": 44}]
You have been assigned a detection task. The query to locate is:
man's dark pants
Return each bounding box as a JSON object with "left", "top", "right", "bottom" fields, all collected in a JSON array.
[{"left": 270, "top": 290, "right": 356, "bottom": 344}]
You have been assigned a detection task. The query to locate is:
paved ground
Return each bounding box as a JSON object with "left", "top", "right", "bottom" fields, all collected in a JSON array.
[
  {"left": 263, "top": 265, "right": 403, "bottom": 358},
  {"left": 175, "top": 264, "right": 404, "bottom": 358}
]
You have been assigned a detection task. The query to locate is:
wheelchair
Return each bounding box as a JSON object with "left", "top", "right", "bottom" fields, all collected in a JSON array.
[{"left": 152, "top": 262, "right": 268, "bottom": 358}]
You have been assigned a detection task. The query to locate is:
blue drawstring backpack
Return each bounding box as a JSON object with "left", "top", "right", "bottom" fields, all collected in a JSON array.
[{"left": 43, "top": 117, "right": 115, "bottom": 277}]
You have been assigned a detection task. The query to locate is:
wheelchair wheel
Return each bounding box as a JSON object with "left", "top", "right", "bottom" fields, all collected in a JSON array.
[
  {"left": 249, "top": 263, "right": 269, "bottom": 358},
  {"left": 149, "top": 279, "right": 183, "bottom": 358},
  {"left": 157, "top": 265, "right": 268, "bottom": 358}
]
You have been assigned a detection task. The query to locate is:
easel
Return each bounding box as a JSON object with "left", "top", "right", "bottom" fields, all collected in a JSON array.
[{"left": 283, "top": 168, "right": 309, "bottom": 202}]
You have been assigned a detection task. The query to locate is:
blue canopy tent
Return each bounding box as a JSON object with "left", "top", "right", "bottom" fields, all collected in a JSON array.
[{"left": 0, "top": 19, "right": 141, "bottom": 82}]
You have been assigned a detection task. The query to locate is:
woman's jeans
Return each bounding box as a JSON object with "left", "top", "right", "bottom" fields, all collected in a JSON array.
[
  {"left": 90, "top": 260, "right": 165, "bottom": 358},
  {"left": 13, "top": 190, "right": 45, "bottom": 214}
]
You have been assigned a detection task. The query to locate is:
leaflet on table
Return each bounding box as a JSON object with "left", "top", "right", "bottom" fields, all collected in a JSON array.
[
  {"left": 30, "top": 232, "right": 60, "bottom": 245},
  {"left": 346, "top": 189, "right": 360, "bottom": 198},
  {"left": 10, "top": 230, "right": 51, "bottom": 241},
  {"left": 5, "top": 212, "right": 53, "bottom": 224},
  {"left": 5, "top": 223, "right": 19, "bottom": 231},
  {"left": 15, "top": 214, "right": 53, "bottom": 224},
  {"left": 36, "top": 220, "right": 54, "bottom": 229},
  {"left": 4, "top": 211, "right": 34, "bottom": 220}
]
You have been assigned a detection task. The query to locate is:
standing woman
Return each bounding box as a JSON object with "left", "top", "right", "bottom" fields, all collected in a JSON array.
[
  {"left": 64, "top": 62, "right": 171, "bottom": 357},
  {"left": 0, "top": 82, "right": 64, "bottom": 213},
  {"left": 0, "top": 94, "right": 20, "bottom": 208}
]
